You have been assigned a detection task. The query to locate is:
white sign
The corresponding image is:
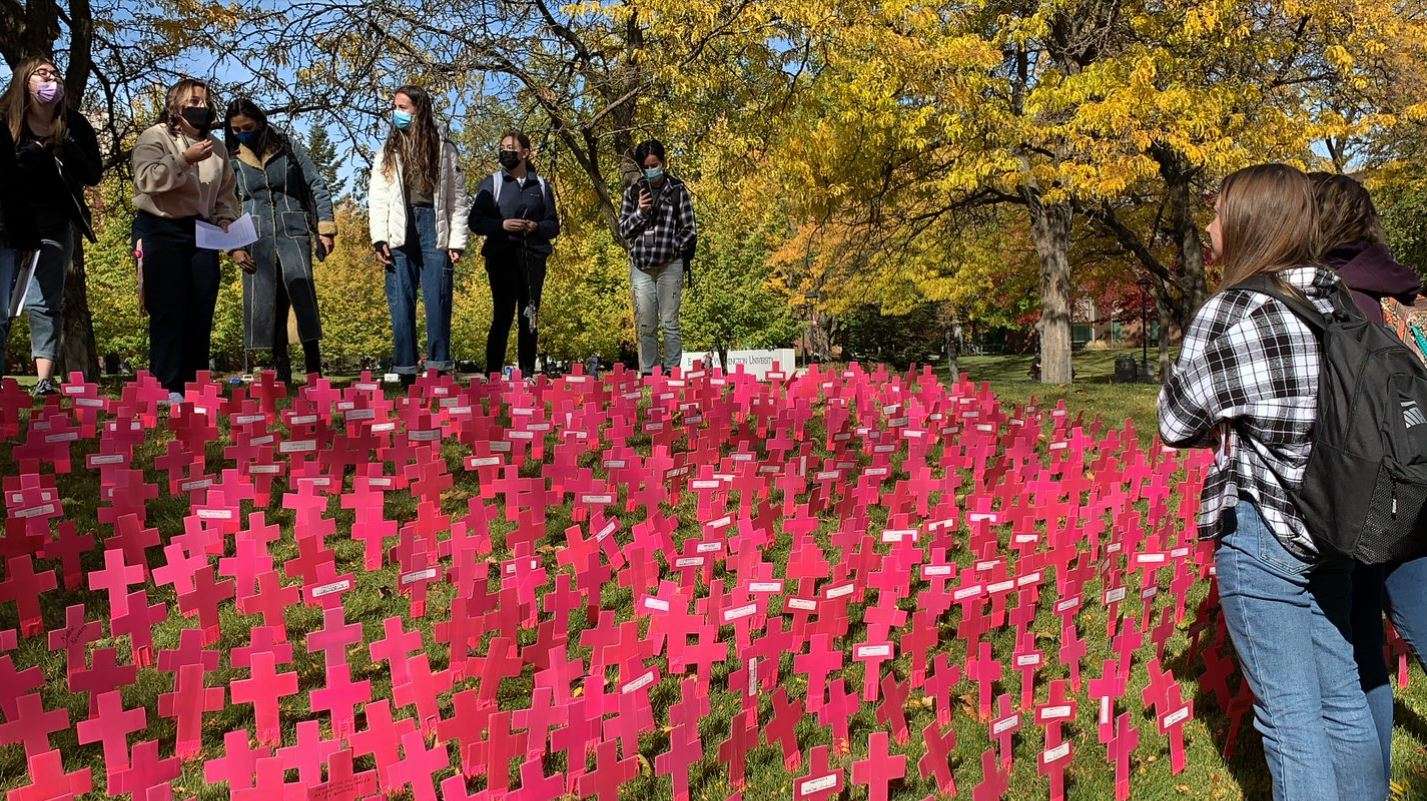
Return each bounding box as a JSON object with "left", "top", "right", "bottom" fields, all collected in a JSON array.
[{"left": 680, "top": 348, "right": 797, "bottom": 380}]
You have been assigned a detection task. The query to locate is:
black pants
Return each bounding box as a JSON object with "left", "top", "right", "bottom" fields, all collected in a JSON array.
[
  {"left": 485, "top": 250, "right": 546, "bottom": 375},
  {"left": 271, "top": 275, "right": 321, "bottom": 383},
  {"left": 134, "top": 212, "right": 220, "bottom": 394}
]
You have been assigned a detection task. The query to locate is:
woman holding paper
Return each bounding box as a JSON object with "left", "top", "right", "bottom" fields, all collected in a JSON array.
[
  {"left": 0, "top": 58, "right": 102, "bottom": 395},
  {"left": 367, "top": 84, "right": 468, "bottom": 385},
  {"left": 223, "top": 98, "right": 335, "bottom": 385},
  {"left": 131, "top": 77, "right": 252, "bottom": 399}
]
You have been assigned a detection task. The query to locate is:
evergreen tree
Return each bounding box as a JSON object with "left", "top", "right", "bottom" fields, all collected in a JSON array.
[{"left": 305, "top": 125, "right": 346, "bottom": 200}]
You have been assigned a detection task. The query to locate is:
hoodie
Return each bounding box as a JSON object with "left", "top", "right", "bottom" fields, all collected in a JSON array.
[{"left": 1323, "top": 240, "right": 1421, "bottom": 324}]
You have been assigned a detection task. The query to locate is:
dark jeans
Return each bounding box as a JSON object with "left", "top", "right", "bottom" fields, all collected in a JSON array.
[
  {"left": 384, "top": 204, "right": 452, "bottom": 375},
  {"left": 134, "top": 212, "right": 220, "bottom": 394},
  {"left": 271, "top": 274, "right": 321, "bottom": 384},
  {"left": 484, "top": 249, "right": 546, "bottom": 375},
  {"left": 1352, "top": 555, "right": 1427, "bottom": 778}
]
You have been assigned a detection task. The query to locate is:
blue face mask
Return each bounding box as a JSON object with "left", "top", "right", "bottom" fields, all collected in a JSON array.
[
  {"left": 393, "top": 110, "right": 413, "bottom": 130},
  {"left": 234, "top": 129, "right": 260, "bottom": 146},
  {"left": 644, "top": 166, "right": 665, "bottom": 182}
]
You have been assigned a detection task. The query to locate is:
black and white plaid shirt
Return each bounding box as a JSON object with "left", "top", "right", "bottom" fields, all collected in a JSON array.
[
  {"left": 1159, "top": 265, "right": 1342, "bottom": 556},
  {"left": 618, "top": 177, "right": 697, "bottom": 271}
]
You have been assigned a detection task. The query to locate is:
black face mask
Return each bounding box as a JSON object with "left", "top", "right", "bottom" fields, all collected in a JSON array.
[
  {"left": 498, "top": 150, "right": 522, "bottom": 170},
  {"left": 181, "top": 106, "right": 215, "bottom": 132}
]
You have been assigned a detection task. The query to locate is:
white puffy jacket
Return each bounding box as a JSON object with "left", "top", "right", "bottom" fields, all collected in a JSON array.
[{"left": 367, "top": 137, "right": 470, "bottom": 251}]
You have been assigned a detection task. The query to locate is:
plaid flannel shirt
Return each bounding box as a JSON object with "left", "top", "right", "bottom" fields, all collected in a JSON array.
[
  {"left": 1158, "top": 265, "right": 1342, "bottom": 556},
  {"left": 618, "top": 177, "right": 697, "bottom": 271}
]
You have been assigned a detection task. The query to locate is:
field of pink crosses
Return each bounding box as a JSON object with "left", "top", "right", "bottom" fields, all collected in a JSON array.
[{"left": 2, "top": 363, "right": 1425, "bottom": 800}]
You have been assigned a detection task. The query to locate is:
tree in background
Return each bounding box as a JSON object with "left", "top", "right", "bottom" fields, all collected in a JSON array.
[
  {"left": 304, "top": 125, "right": 345, "bottom": 201},
  {"left": 682, "top": 200, "right": 801, "bottom": 371}
]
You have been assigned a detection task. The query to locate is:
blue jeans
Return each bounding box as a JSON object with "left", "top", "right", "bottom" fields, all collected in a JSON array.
[
  {"left": 0, "top": 230, "right": 73, "bottom": 364},
  {"left": 1216, "top": 501, "right": 1385, "bottom": 801},
  {"left": 385, "top": 205, "right": 452, "bottom": 375},
  {"left": 631, "top": 259, "right": 683, "bottom": 373},
  {"left": 1352, "top": 555, "right": 1427, "bottom": 778}
]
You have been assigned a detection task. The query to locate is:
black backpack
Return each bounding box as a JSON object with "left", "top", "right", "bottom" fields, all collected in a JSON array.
[{"left": 1239, "top": 274, "right": 1427, "bottom": 564}]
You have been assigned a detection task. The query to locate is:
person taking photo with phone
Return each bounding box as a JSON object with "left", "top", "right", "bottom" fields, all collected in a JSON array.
[{"left": 617, "top": 138, "right": 697, "bottom": 375}]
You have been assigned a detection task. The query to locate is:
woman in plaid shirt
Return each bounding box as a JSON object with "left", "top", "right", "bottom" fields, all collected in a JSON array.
[{"left": 1159, "top": 164, "right": 1385, "bottom": 800}]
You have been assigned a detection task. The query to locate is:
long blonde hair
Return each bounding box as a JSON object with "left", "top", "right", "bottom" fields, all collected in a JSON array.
[
  {"left": 1216, "top": 163, "right": 1321, "bottom": 288},
  {"left": 3, "top": 58, "right": 68, "bottom": 146}
]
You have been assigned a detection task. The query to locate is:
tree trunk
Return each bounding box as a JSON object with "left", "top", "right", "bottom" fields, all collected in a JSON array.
[
  {"left": 58, "top": 246, "right": 100, "bottom": 379},
  {"left": 1156, "top": 284, "right": 1173, "bottom": 383},
  {"left": 1154, "top": 145, "right": 1208, "bottom": 319},
  {"left": 1027, "top": 198, "right": 1074, "bottom": 385}
]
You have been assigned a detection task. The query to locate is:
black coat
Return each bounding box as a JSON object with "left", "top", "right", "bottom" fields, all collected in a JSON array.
[
  {"left": 467, "top": 169, "right": 560, "bottom": 259},
  {"left": 13, "top": 109, "right": 103, "bottom": 242},
  {"left": 0, "top": 124, "right": 38, "bottom": 249}
]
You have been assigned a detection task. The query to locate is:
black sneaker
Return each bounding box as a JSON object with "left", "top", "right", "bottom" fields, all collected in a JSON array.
[{"left": 31, "top": 378, "right": 58, "bottom": 398}]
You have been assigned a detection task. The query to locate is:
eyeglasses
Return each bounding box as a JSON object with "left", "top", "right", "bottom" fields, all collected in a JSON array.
[{"left": 31, "top": 69, "right": 60, "bottom": 80}]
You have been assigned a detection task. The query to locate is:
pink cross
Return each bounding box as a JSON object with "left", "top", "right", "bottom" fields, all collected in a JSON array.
[
  {"left": 88, "top": 542, "right": 144, "bottom": 619},
  {"left": 874, "top": 671, "right": 911, "bottom": 744},
  {"left": 578, "top": 738, "right": 638, "bottom": 801},
  {"left": 1112, "top": 711, "right": 1140, "bottom": 801},
  {"left": 48, "top": 603, "right": 100, "bottom": 669},
  {"left": 308, "top": 662, "right": 372, "bottom": 739},
  {"left": 157, "top": 662, "right": 225, "bottom": 759},
  {"left": 8, "top": 749, "right": 92, "bottom": 801},
  {"left": 0, "top": 555, "right": 56, "bottom": 635},
  {"left": 965, "top": 640, "right": 1002, "bottom": 720},
  {"left": 971, "top": 746, "right": 1009, "bottom": 801},
  {"left": 852, "top": 730, "right": 906, "bottom": 801},
  {"left": 231, "top": 650, "right": 299, "bottom": 745},
  {"left": 308, "top": 748, "right": 379, "bottom": 801},
  {"left": 918, "top": 720, "right": 958, "bottom": 795},
  {"left": 204, "top": 729, "right": 267, "bottom": 792},
  {"left": 793, "top": 745, "right": 844, "bottom": 801},
  {"left": 0, "top": 692, "right": 68, "bottom": 759},
  {"left": 75, "top": 689, "right": 147, "bottom": 771}
]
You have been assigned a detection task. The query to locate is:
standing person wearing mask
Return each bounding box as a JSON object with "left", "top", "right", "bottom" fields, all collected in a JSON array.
[
  {"left": 617, "top": 139, "right": 697, "bottom": 375},
  {"left": 1160, "top": 163, "right": 1385, "bottom": 801},
  {"left": 367, "top": 85, "right": 468, "bottom": 387},
  {"left": 1310, "top": 172, "right": 1426, "bottom": 779},
  {"left": 224, "top": 98, "right": 336, "bottom": 385},
  {"left": 131, "top": 78, "right": 249, "bottom": 401},
  {"left": 0, "top": 58, "right": 102, "bottom": 394},
  {"left": 467, "top": 130, "right": 559, "bottom": 377}
]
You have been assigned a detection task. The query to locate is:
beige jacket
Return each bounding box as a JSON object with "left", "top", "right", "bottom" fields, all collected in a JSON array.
[{"left": 131, "top": 123, "right": 241, "bottom": 225}]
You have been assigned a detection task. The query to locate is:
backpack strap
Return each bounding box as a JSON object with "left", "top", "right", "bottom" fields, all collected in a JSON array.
[
  {"left": 1233, "top": 274, "right": 1333, "bottom": 334},
  {"left": 494, "top": 172, "right": 549, "bottom": 216}
]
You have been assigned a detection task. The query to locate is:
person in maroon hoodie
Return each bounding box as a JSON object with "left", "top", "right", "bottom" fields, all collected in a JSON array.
[
  {"left": 1312, "top": 172, "right": 1421, "bottom": 322},
  {"left": 1312, "top": 171, "right": 1426, "bottom": 782}
]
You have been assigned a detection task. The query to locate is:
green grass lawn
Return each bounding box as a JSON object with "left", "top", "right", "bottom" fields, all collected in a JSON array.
[
  {"left": 955, "top": 349, "right": 1164, "bottom": 443},
  {"left": 3, "top": 353, "right": 1427, "bottom": 801}
]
